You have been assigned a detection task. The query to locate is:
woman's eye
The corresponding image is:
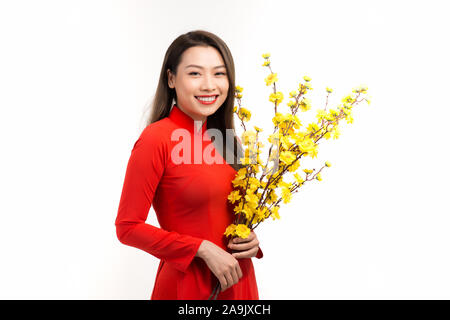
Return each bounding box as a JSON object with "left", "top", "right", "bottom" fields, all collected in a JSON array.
[{"left": 188, "top": 72, "right": 226, "bottom": 76}]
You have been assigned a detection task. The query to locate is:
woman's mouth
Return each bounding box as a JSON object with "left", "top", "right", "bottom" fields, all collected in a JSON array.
[{"left": 195, "top": 95, "right": 218, "bottom": 105}]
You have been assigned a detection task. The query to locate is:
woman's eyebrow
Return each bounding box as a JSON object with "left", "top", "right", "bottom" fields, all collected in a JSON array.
[{"left": 185, "top": 64, "right": 226, "bottom": 69}]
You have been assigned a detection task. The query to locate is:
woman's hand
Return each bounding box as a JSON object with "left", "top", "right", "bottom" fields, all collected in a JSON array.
[
  {"left": 227, "top": 230, "right": 260, "bottom": 259},
  {"left": 196, "top": 240, "right": 243, "bottom": 292}
]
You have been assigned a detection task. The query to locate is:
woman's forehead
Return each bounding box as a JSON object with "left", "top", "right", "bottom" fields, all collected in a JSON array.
[{"left": 179, "top": 46, "right": 225, "bottom": 68}]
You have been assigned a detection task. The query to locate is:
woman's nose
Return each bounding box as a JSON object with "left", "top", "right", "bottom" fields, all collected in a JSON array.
[{"left": 200, "top": 74, "right": 216, "bottom": 90}]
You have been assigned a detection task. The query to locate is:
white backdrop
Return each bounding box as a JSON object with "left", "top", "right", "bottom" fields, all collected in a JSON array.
[{"left": 1, "top": 0, "right": 449, "bottom": 299}]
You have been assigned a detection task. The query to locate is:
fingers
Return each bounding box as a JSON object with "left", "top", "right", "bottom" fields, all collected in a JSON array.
[
  {"left": 236, "top": 263, "right": 243, "bottom": 279},
  {"left": 220, "top": 260, "right": 242, "bottom": 292},
  {"left": 228, "top": 236, "right": 259, "bottom": 252},
  {"left": 232, "top": 246, "right": 259, "bottom": 259}
]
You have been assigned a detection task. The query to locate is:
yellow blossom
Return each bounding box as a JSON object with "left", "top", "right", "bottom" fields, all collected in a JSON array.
[
  {"left": 281, "top": 187, "right": 292, "bottom": 204},
  {"left": 303, "top": 168, "right": 313, "bottom": 175},
  {"left": 289, "top": 90, "right": 298, "bottom": 97},
  {"left": 342, "top": 95, "right": 354, "bottom": 104},
  {"left": 297, "top": 137, "right": 316, "bottom": 154},
  {"left": 235, "top": 224, "right": 251, "bottom": 239},
  {"left": 293, "top": 173, "right": 303, "bottom": 184},
  {"left": 244, "top": 193, "right": 259, "bottom": 209},
  {"left": 279, "top": 151, "right": 296, "bottom": 165},
  {"left": 303, "top": 75, "right": 311, "bottom": 82},
  {"left": 326, "top": 87, "right": 333, "bottom": 93},
  {"left": 238, "top": 107, "right": 251, "bottom": 122},
  {"left": 332, "top": 126, "right": 341, "bottom": 139},
  {"left": 227, "top": 190, "right": 242, "bottom": 204},
  {"left": 265, "top": 73, "right": 278, "bottom": 86},
  {"left": 262, "top": 60, "right": 270, "bottom": 67},
  {"left": 262, "top": 53, "right": 271, "bottom": 59},
  {"left": 254, "top": 125, "right": 263, "bottom": 132},
  {"left": 269, "top": 91, "right": 284, "bottom": 104},
  {"left": 242, "top": 130, "right": 257, "bottom": 145},
  {"left": 304, "top": 83, "right": 313, "bottom": 90},
  {"left": 287, "top": 100, "right": 296, "bottom": 108},
  {"left": 232, "top": 174, "right": 246, "bottom": 188},
  {"left": 299, "top": 97, "right": 312, "bottom": 112},
  {"left": 224, "top": 224, "right": 237, "bottom": 237},
  {"left": 271, "top": 206, "right": 280, "bottom": 220},
  {"left": 306, "top": 122, "right": 320, "bottom": 134},
  {"left": 235, "top": 85, "right": 243, "bottom": 93},
  {"left": 287, "top": 159, "right": 301, "bottom": 172},
  {"left": 316, "top": 173, "right": 322, "bottom": 181},
  {"left": 325, "top": 161, "right": 331, "bottom": 167}
]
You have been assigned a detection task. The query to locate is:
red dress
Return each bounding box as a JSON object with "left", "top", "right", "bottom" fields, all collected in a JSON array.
[{"left": 115, "top": 104, "right": 263, "bottom": 300}]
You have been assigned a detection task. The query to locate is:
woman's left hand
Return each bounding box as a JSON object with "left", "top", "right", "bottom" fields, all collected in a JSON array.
[{"left": 227, "top": 230, "right": 260, "bottom": 259}]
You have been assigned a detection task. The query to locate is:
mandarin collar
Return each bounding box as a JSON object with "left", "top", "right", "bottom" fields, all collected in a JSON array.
[{"left": 168, "top": 104, "right": 207, "bottom": 135}]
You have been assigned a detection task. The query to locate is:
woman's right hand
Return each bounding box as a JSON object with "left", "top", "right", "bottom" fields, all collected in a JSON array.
[{"left": 196, "top": 240, "right": 243, "bottom": 292}]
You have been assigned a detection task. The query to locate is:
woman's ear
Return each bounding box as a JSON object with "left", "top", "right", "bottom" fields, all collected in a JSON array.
[{"left": 167, "top": 69, "right": 174, "bottom": 89}]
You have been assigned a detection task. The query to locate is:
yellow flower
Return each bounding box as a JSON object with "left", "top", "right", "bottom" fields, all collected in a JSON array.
[
  {"left": 242, "top": 130, "right": 257, "bottom": 145},
  {"left": 245, "top": 193, "right": 259, "bottom": 209},
  {"left": 293, "top": 173, "right": 304, "bottom": 185},
  {"left": 254, "top": 125, "right": 263, "bottom": 133},
  {"left": 238, "top": 107, "right": 251, "bottom": 122},
  {"left": 235, "top": 224, "right": 251, "bottom": 239},
  {"left": 235, "top": 85, "right": 243, "bottom": 93},
  {"left": 232, "top": 174, "right": 246, "bottom": 188},
  {"left": 279, "top": 151, "right": 296, "bottom": 165},
  {"left": 227, "top": 190, "right": 242, "bottom": 204},
  {"left": 325, "top": 161, "right": 331, "bottom": 167},
  {"left": 326, "top": 87, "right": 333, "bottom": 93},
  {"left": 303, "top": 168, "right": 313, "bottom": 175},
  {"left": 303, "top": 75, "right": 311, "bottom": 82},
  {"left": 265, "top": 73, "right": 278, "bottom": 86},
  {"left": 271, "top": 206, "right": 280, "bottom": 220},
  {"left": 298, "top": 137, "right": 316, "bottom": 154},
  {"left": 342, "top": 95, "right": 354, "bottom": 104},
  {"left": 271, "top": 113, "right": 284, "bottom": 126},
  {"left": 299, "top": 97, "right": 311, "bottom": 112},
  {"left": 269, "top": 91, "right": 284, "bottom": 104},
  {"left": 262, "top": 60, "right": 270, "bottom": 67},
  {"left": 281, "top": 187, "right": 292, "bottom": 204},
  {"left": 304, "top": 83, "right": 313, "bottom": 90},
  {"left": 332, "top": 126, "right": 341, "bottom": 139},
  {"left": 316, "top": 173, "right": 322, "bottom": 181},
  {"left": 254, "top": 207, "right": 267, "bottom": 223},
  {"left": 248, "top": 177, "right": 261, "bottom": 190},
  {"left": 306, "top": 122, "right": 319, "bottom": 134},
  {"left": 287, "top": 159, "right": 301, "bottom": 172},
  {"left": 262, "top": 53, "right": 271, "bottom": 59},
  {"left": 289, "top": 90, "right": 298, "bottom": 97},
  {"left": 287, "top": 100, "right": 296, "bottom": 108},
  {"left": 233, "top": 105, "right": 237, "bottom": 112},
  {"left": 224, "top": 224, "right": 237, "bottom": 237}
]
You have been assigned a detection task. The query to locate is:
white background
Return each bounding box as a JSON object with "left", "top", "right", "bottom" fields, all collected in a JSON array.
[{"left": 1, "top": 0, "right": 449, "bottom": 299}]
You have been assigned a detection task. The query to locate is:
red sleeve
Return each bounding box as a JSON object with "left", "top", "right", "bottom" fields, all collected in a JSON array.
[
  {"left": 256, "top": 247, "right": 263, "bottom": 259},
  {"left": 115, "top": 126, "right": 203, "bottom": 274}
]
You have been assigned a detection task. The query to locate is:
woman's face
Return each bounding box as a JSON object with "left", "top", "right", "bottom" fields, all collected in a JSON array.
[{"left": 167, "top": 46, "right": 229, "bottom": 125}]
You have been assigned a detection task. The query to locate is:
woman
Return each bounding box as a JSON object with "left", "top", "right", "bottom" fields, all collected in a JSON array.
[{"left": 115, "top": 30, "right": 263, "bottom": 300}]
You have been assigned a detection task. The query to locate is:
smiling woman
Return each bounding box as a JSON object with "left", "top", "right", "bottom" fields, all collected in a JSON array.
[
  {"left": 115, "top": 30, "right": 263, "bottom": 300},
  {"left": 167, "top": 46, "right": 229, "bottom": 124}
]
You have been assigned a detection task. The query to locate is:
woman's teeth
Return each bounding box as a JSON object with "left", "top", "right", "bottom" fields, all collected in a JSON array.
[{"left": 196, "top": 95, "right": 217, "bottom": 102}]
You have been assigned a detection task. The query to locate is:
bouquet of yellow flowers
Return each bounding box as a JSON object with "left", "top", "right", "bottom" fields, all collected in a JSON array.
[{"left": 208, "top": 53, "right": 371, "bottom": 300}]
